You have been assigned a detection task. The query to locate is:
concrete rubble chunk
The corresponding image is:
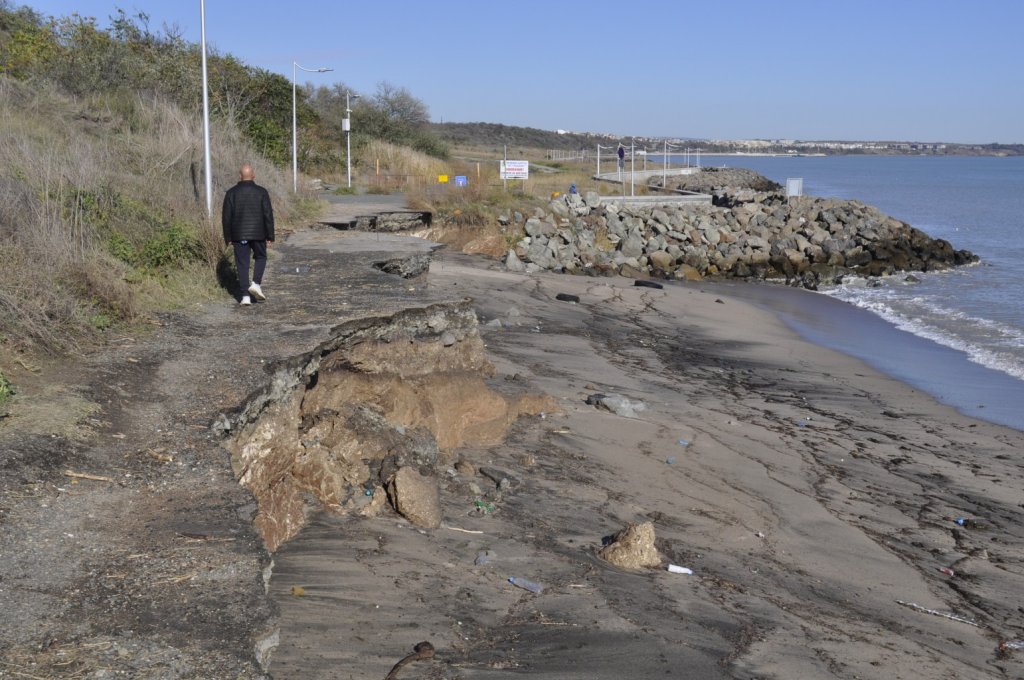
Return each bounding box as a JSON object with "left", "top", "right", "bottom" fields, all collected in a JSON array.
[
  {"left": 387, "top": 467, "right": 442, "bottom": 529},
  {"left": 599, "top": 522, "right": 661, "bottom": 569}
]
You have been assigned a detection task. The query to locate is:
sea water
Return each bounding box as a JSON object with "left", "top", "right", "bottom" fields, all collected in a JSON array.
[{"left": 665, "top": 155, "right": 1024, "bottom": 430}]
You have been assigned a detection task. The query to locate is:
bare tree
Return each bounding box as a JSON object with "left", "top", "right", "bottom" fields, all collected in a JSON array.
[{"left": 374, "top": 81, "right": 429, "bottom": 128}]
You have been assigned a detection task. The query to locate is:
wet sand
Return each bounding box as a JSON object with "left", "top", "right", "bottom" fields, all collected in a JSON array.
[{"left": 269, "top": 249, "right": 1024, "bottom": 679}]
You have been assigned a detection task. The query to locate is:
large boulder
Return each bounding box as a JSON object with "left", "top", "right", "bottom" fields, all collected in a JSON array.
[
  {"left": 387, "top": 467, "right": 441, "bottom": 529},
  {"left": 648, "top": 250, "right": 675, "bottom": 271},
  {"left": 619, "top": 235, "right": 644, "bottom": 259},
  {"left": 599, "top": 522, "right": 660, "bottom": 569},
  {"left": 504, "top": 249, "right": 526, "bottom": 273}
]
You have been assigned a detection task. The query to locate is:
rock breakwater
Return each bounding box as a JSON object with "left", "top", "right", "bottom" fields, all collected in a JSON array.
[{"left": 507, "top": 188, "right": 978, "bottom": 288}]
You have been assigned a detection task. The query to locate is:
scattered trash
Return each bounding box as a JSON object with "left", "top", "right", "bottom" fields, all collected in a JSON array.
[
  {"left": 540, "top": 412, "right": 546, "bottom": 419},
  {"left": 756, "top": 531, "right": 766, "bottom": 539},
  {"left": 938, "top": 567, "right": 956, "bottom": 577},
  {"left": 474, "top": 551, "right": 495, "bottom": 566},
  {"left": 291, "top": 586, "right": 306, "bottom": 596},
  {"left": 797, "top": 421, "right": 807, "bottom": 427},
  {"left": 666, "top": 458, "right": 676, "bottom": 464},
  {"left": 384, "top": 640, "right": 435, "bottom": 680},
  {"left": 667, "top": 565, "right": 694, "bottom": 575},
  {"left": 531, "top": 327, "right": 542, "bottom": 333},
  {"left": 65, "top": 470, "right": 115, "bottom": 484},
  {"left": 678, "top": 441, "right": 689, "bottom": 446},
  {"left": 474, "top": 500, "right": 494, "bottom": 514},
  {"left": 634, "top": 280, "right": 664, "bottom": 290},
  {"left": 509, "top": 577, "right": 543, "bottom": 594},
  {"left": 895, "top": 600, "right": 980, "bottom": 627},
  {"left": 145, "top": 449, "right": 173, "bottom": 463},
  {"left": 365, "top": 488, "right": 375, "bottom": 496},
  {"left": 955, "top": 518, "right": 988, "bottom": 529},
  {"left": 445, "top": 526, "right": 484, "bottom": 535},
  {"left": 1002, "top": 641, "right": 1024, "bottom": 650},
  {"left": 280, "top": 265, "right": 312, "bottom": 273},
  {"left": 446, "top": 469, "right": 458, "bottom": 477},
  {"left": 555, "top": 293, "right": 581, "bottom": 303}
]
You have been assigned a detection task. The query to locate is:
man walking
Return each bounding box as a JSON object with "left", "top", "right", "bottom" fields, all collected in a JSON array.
[{"left": 222, "top": 165, "right": 275, "bottom": 305}]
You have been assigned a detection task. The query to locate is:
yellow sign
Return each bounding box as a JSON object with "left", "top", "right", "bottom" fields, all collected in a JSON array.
[{"left": 438, "top": 175, "right": 449, "bottom": 183}]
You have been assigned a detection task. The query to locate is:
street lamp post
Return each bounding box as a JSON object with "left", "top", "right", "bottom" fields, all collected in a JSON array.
[
  {"left": 292, "top": 61, "right": 333, "bottom": 193},
  {"left": 346, "top": 92, "right": 360, "bottom": 188},
  {"left": 199, "top": 0, "right": 212, "bottom": 218},
  {"left": 630, "top": 138, "right": 635, "bottom": 197}
]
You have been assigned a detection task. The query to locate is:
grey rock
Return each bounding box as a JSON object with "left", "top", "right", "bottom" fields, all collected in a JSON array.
[
  {"left": 620, "top": 235, "right": 644, "bottom": 259},
  {"left": 504, "top": 249, "right": 526, "bottom": 273}
]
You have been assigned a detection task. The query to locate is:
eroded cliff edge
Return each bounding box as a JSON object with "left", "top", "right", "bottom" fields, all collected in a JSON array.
[{"left": 0, "top": 229, "right": 554, "bottom": 677}]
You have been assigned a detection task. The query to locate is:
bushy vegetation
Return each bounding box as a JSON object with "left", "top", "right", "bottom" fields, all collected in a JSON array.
[
  {"left": 307, "top": 81, "right": 449, "bottom": 173},
  {"left": 427, "top": 121, "right": 611, "bottom": 154},
  {"left": 0, "top": 3, "right": 319, "bottom": 352}
]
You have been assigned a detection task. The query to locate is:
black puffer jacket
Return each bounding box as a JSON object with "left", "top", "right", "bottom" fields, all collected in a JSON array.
[{"left": 222, "top": 180, "right": 275, "bottom": 243}]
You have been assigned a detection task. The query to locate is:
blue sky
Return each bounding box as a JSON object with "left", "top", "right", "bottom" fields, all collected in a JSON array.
[{"left": 22, "top": 0, "right": 1023, "bottom": 143}]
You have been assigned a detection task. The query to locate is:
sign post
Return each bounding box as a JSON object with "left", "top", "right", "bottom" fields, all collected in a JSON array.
[{"left": 500, "top": 160, "right": 529, "bottom": 180}]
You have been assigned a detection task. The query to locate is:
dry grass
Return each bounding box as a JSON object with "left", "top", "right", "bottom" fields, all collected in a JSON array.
[
  {"left": 356, "top": 139, "right": 449, "bottom": 179},
  {"left": 0, "top": 77, "right": 313, "bottom": 353}
]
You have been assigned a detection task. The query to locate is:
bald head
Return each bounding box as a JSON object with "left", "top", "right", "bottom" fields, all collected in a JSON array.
[{"left": 239, "top": 166, "right": 255, "bottom": 181}]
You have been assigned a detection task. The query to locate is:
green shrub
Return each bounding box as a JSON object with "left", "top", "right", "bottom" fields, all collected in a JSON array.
[
  {"left": 0, "top": 370, "right": 15, "bottom": 406},
  {"left": 140, "top": 222, "right": 204, "bottom": 269},
  {"left": 108, "top": 233, "right": 137, "bottom": 264}
]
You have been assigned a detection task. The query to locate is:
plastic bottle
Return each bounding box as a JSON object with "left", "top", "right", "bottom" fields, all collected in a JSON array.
[
  {"left": 938, "top": 567, "right": 955, "bottom": 577},
  {"left": 1002, "top": 641, "right": 1024, "bottom": 650},
  {"left": 509, "top": 577, "right": 543, "bottom": 594},
  {"left": 667, "top": 565, "right": 694, "bottom": 575}
]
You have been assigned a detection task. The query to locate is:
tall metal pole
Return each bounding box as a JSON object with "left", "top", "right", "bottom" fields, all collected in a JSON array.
[
  {"left": 292, "top": 62, "right": 297, "bottom": 193},
  {"left": 292, "top": 62, "right": 333, "bottom": 194},
  {"left": 346, "top": 92, "right": 352, "bottom": 188},
  {"left": 663, "top": 139, "right": 667, "bottom": 188},
  {"left": 630, "top": 138, "right": 634, "bottom": 197},
  {"left": 199, "top": 0, "right": 213, "bottom": 218},
  {"left": 596, "top": 144, "right": 600, "bottom": 176}
]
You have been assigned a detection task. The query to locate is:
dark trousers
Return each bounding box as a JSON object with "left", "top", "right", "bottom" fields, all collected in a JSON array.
[{"left": 233, "top": 240, "right": 267, "bottom": 293}]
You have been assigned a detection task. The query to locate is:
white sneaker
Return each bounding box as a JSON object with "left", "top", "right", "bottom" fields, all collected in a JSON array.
[
  {"left": 248, "top": 282, "right": 266, "bottom": 300},
  {"left": 240, "top": 295, "right": 252, "bottom": 306}
]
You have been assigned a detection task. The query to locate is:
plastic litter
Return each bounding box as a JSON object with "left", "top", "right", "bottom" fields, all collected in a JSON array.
[
  {"left": 666, "top": 458, "right": 676, "bottom": 464},
  {"left": 365, "top": 489, "right": 374, "bottom": 496},
  {"left": 474, "top": 552, "right": 492, "bottom": 566},
  {"left": 509, "top": 577, "right": 543, "bottom": 594},
  {"left": 797, "top": 421, "right": 807, "bottom": 427},
  {"left": 955, "top": 518, "right": 988, "bottom": 529},
  {"left": 667, "top": 565, "right": 693, "bottom": 575},
  {"left": 1002, "top": 641, "right": 1024, "bottom": 650},
  {"left": 678, "top": 441, "right": 689, "bottom": 446},
  {"left": 474, "top": 500, "right": 494, "bottom": 513},
  {"left": 938, "top": 567, "right": 955, "bottom": 577},
  {"left": 895, "top": 600, "right": 979, "bottom": 627}
]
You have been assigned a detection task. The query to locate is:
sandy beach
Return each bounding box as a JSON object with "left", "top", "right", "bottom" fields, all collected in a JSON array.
[
  {"left": 3, "top": 228, "right": 1022, "bottom": 679},
  {"left": 266, "top": 243, "right": 1024, "bottom": 679}
]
